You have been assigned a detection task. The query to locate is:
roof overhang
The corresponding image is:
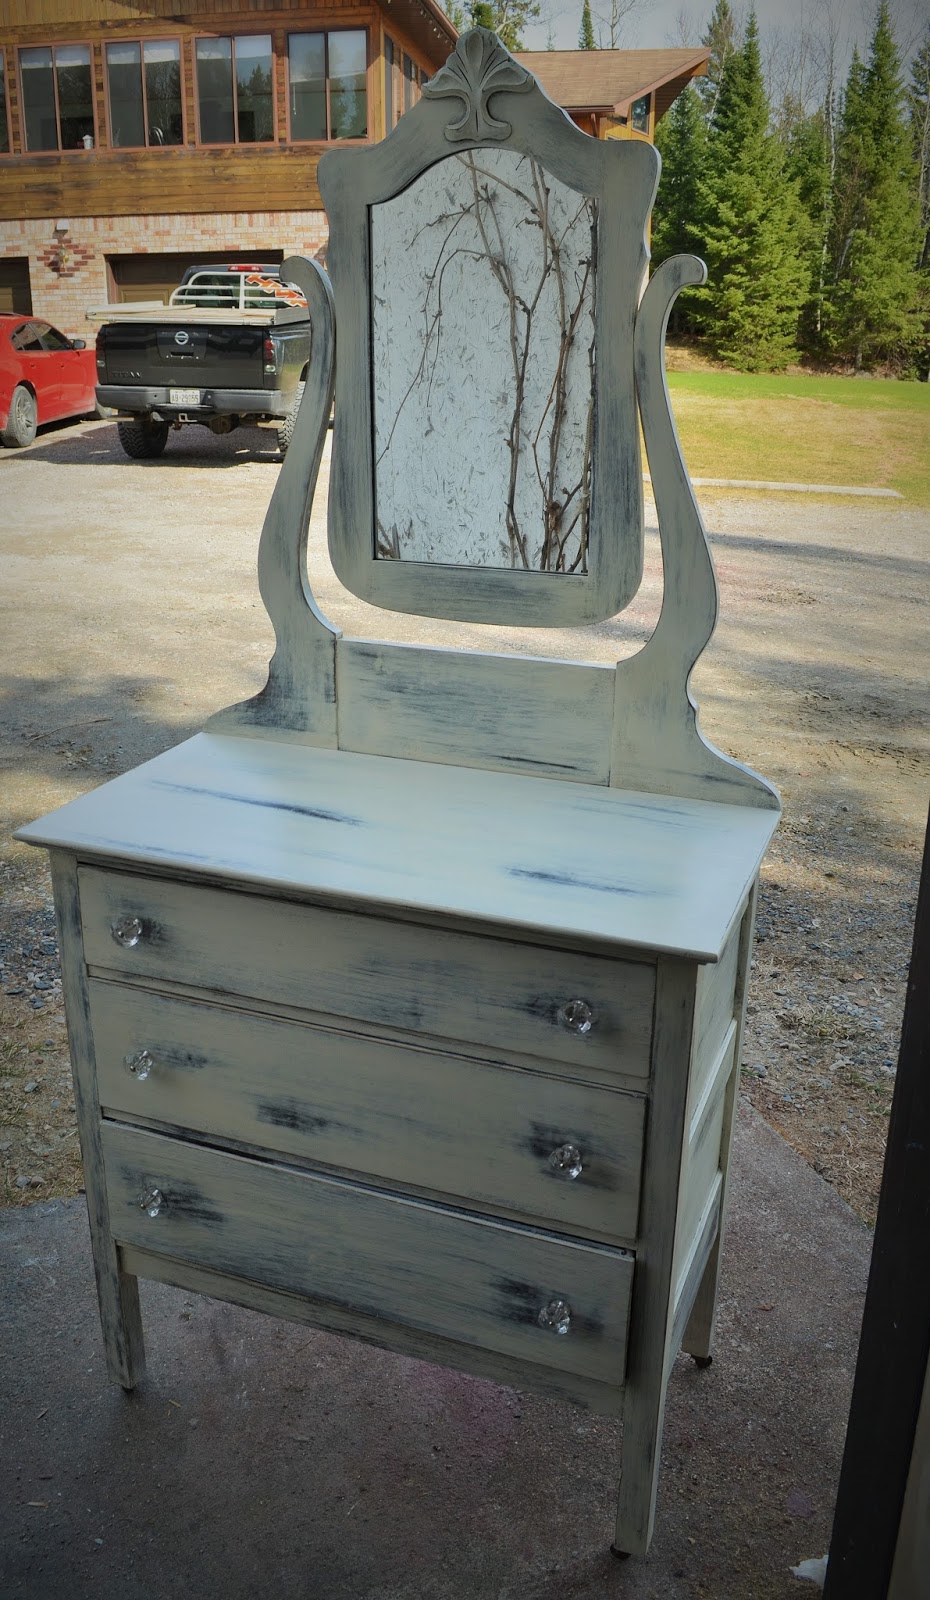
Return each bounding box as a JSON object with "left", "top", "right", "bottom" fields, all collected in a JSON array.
[
  {"left": 378, "top": 0, "right": 458, "bottom": 65},
  {"left": 514, "top": 47, "right": 710, "bottom": 120}
]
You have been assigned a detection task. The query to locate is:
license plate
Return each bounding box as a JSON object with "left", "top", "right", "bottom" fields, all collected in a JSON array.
[{"left": 169, "top": 388, "right": 201, "bottom": 406}]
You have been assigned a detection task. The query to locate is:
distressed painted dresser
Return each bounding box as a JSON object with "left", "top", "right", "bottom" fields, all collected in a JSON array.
[{"left": 18, "top": 30, "right": 780, "bottom": 1558}]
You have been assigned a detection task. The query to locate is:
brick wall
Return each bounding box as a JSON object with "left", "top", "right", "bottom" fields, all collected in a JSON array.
[{"left": 0, "top": 211, "right": 329, "bottom": 338}]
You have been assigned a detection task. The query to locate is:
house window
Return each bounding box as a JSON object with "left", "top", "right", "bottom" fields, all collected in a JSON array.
[
  {"left": 631, "top": 94, "right": 650, "bottom": 134},
  {"left": 106, "top": 40, "right": 182, "bottom": 148},
  {"left": 195, "top": 35, "right": 274, "bottom": 144},
  {"left": 0, "top": 54, "right": 9, "bottom": 153},
  {"left": 20, "top": 44, "right": 94, "bottom": 151},
  {"left": 403, "top": 54, "right": 419, "bottom": 114},
  {"left": 385, "top": 37, "right": 396, "bottom": 132},
  {"left": 288, "top": 31, "right": 367, "bottom": 141}
]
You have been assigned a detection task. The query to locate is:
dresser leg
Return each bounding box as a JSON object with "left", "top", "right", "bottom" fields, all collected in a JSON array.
[
  {"left": 680, "top": 1235, "right": 722, "bottom": 1364},
  {"left": 613, "top": 1377, "right": 667, "bottom": 1560},
  {"left": 92, "top": 1252, "right": 146, "bottom": 1390}
]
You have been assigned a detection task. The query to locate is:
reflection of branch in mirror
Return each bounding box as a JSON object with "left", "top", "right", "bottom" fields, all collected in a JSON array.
[{"left": 373, "top": 150, "right": 597, "bottom": 572}]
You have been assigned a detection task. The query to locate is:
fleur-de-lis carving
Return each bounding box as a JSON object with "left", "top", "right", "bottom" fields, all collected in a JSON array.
[{"left": 422, "top": 27, "right": 534, "bottom": 143}]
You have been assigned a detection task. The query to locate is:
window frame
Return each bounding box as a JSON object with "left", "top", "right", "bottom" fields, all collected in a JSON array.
[
  {"left": 403, "top": 51, "right": 420, "bottom": 116},
  {"left": 0, "top": 48, "right": 12, "bottom": 156},
  {"left": 384, "top": 35, "right": 396, "bottom": 135},
  {"left": 11, "top": 321, "right": 45, "bottom": 353},
  {"left": 34, "top": 319, "right": 76, "bottom": 351},
  {"left": 285, "top": 28, "right": 370, "bottom": 145},
  {"left": 193, "top": 32, "right": 276, "bottom": 147},
  {"left": 630, "top": 94, "right": 651, "bottom": 135},
  {"left": 103, "top": 36, "right": 185, "bottom": 152},
  {"left": 18, "top": 39, "right": 99, "bottom": 155}
]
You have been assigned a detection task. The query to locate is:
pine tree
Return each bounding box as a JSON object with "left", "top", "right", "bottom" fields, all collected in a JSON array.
[
  {"left": 825, "top": 3, "right": 923, "bottom": 366},
  {"left": 784, "top": 105, "right": 833, "bottom": 346},
  {"left": 579, "top": 0, "right": 596, "bottom": 51},
  {"left": 699, "top": 0, "right": 740, "bottom": 120},
  {"left": 468, "top": 1, "right": 540, "bottom": 51},
  {"left": 908, "top": 26, "right": 930, "bottom": 271},
  {"left": 652, "top": 86, "right": 707, "bottom": 333},
  {"left": 696, "top": 13, "right": 810, "bottom": 369}
]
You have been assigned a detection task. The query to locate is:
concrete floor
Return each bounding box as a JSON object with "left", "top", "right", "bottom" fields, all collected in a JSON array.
[{"left": 1, "top": 1103, "right": 869, "bottom": 1600}]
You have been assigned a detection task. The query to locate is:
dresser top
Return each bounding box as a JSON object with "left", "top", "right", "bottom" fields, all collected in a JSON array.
[{"left": 18, "top": 734, "right": 778, "bottom": 962}]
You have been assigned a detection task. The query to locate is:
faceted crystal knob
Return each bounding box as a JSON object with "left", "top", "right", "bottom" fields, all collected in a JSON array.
[
  {"left": 138, "top": 1187, "right": 165, "bottom": 1218},
  {"left": 557, "top": 999, "right": 595, "bottom": 1035},
  {"left": 124, "top": 1048, "right": 155, "bottom": 1081},
  {"left": 549, "top": 1142, "right": 583, "bottom": 1179},
  {"left": 111, "top": 915, "right": 144, "bottom": 948},
  {"left": 537, "top": 1298, "right": 572, "bottom": 1335}
]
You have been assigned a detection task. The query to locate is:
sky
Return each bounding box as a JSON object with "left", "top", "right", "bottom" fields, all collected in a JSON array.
[{"left": 521, "top": 0, "right": 927, "bottom": 78}]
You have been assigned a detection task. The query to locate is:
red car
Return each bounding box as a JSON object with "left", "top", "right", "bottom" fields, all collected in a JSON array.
[{"left": 0, "top": 312, "right": 99, "bottom": 448}]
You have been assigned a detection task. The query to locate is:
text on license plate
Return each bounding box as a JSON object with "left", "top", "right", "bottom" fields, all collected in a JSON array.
[{"left": 169, "top": 388, "right": 201, "bottom": 406}]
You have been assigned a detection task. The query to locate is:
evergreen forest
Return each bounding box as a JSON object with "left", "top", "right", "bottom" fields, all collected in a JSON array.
[
  {"left": 458, "top": 1, "right": 929, "bottom": 375},
  {"left": 652, "top": 1, "right": 929, "bottom": 374}
]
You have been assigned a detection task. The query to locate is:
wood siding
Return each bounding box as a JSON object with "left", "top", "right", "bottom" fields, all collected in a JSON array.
[
  {"left": 4, "top": 144, "right": 329, "bottom": 219},
  {"left": 0, "top": 2, "right": 444, "bottom": 220}
]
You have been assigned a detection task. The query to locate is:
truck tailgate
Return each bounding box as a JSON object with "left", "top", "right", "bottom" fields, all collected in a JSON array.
[{"left": 99, "top": 323, "right": 267, "bottom": 390}]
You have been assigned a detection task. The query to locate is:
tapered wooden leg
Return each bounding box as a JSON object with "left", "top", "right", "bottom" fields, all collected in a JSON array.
[
  {"left": 50, "top": 851, "right": 146, "bottom": 1389},
  {"left": 681, "top": 1235, "right": 723, "bottom": 1364},
  {"left": 88, "top": 1251, "right": 146, "bottom": 1390},
  {"left": 614, "top": 1371, "right": 671, "bottom": 1558}
]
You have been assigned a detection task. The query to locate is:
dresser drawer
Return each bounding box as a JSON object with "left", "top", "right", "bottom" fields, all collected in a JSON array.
[
  {"left": 102, "top": 1123, "right": 634, "bottom": 1386},
  {"left": 79, "top": 868, "right": 655, "bottom": 1077},
  {"left": 90, "top": 982, "right": 645, "bottom": 1242}
]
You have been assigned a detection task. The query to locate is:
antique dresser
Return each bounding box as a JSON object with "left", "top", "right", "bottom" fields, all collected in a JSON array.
[{"left": 18, "top": 30, "right": 779, "bottom": 1558}]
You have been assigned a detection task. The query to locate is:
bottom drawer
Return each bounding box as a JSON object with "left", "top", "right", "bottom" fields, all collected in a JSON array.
[{"left": 102, "top": 1123, "right": 633, "bottom": 1387}]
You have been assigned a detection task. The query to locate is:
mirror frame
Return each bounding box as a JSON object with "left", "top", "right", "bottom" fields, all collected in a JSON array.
[{"left": 319, "top": 30, "right": 659, "bottom": 627}]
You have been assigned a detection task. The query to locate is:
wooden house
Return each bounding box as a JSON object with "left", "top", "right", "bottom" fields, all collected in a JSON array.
[
  {"left": 0, "top": 5, "right": 708, "bottom": 336},
  {"left": 515, "top": 48, "right": 710, "bottom": 143}
]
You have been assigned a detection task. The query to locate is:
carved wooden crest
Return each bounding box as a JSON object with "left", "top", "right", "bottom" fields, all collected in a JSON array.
[{"left": 421, "top": 27, "right": 533, "bottom": 142}]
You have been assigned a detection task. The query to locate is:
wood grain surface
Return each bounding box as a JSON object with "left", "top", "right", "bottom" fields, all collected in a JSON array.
[
  {"left": 78, "top": 866, "right": 656, "bottom": 1075},
  {"left": 18, "top": 733, "right": 778, "bottom": 962},
  {"left": 102, "top": 1120, "right": 635, "bottom": 1385},
  {"left": 91, "top": 979, "right": 647, "bottom": 1241}
]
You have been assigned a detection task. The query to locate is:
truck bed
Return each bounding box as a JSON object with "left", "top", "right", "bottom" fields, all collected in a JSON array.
[{"left": 86, "top": 305, "right": 298, "bottom": 326}]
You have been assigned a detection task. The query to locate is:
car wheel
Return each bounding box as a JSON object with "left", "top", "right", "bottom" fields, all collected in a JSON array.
[
  {"left": 1, "top": 385, "right": 38, "bottom": 448},
  {"left": 116, "top": 419, "right": 169, "bottom": 460},
  {"left": 278, "top": 379, "right": 305, "bottom": 456}
]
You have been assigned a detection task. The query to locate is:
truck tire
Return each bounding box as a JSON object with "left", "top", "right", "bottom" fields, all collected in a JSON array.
[
  {"left": 2, "top": 385, "right": 37, "bottom": 448},
  {"left": 117, "top": 419, "right": 169, "bottom": 460},
  {"left": 278, "top": 380, "right": 305, "bottom": 456}
]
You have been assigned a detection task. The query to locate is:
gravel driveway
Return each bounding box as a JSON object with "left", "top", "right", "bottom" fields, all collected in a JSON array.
[{"left": 2, "top": 416, "right": 928, "bottom": 1218}]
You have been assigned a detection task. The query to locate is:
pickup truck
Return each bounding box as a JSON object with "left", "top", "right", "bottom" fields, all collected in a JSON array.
[{"left": 91, "top": 264, "right": 311, "bottom": 458}]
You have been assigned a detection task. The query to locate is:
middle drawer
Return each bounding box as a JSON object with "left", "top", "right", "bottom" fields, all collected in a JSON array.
[{"left": 90, "top": 981, "right": 645, "bottom": 1243}]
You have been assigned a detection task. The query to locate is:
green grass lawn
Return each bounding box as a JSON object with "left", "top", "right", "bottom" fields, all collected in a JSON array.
[{"left": 663, "top": 369, "right": 930, "bottom": 506}]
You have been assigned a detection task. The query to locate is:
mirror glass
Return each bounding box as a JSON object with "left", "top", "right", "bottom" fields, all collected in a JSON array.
[{"left": 370, "top": 149, "right": 597, "bottom": 572}]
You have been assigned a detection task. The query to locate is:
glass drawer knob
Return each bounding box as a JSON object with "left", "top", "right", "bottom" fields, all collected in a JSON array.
[
  {"left": 538, "top": 1298, "right": 572, "bottom": 1335},
  {"left": 549, "top": 1143, "right": 583, "bottom": 1179},
  {"left": 557, "top": 999, "right": 595, "bottom": 1035},
  {"left": 111, "top": 915, "right": 144, "bottom": 948},
  {"left": 138, "top": 1187, "right": 165, "bottom": 1218},
  {"left": 124, "top": 1049, "right": 155, "bottom": 1081}
]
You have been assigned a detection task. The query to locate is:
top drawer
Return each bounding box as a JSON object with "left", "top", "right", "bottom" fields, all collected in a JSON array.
[{"left": 78, "top": 868, "right": 654, "bottom": 1077}]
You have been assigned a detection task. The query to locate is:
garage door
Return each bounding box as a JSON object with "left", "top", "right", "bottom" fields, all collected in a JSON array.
[
  {"left": 107, "top": 250, "right": 284, "bottom": 305},
  {"left": 0, "top": 259, "right": 33, "bottom": 315}
]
